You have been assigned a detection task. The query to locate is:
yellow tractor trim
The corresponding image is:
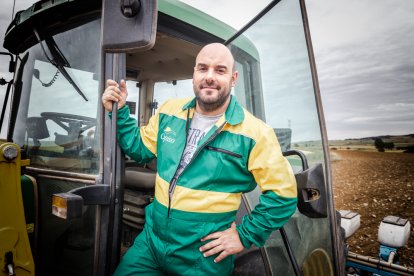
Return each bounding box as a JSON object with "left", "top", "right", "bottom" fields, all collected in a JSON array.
[{"left": 0, "top": 142, "right": 35, "bottom": 276}]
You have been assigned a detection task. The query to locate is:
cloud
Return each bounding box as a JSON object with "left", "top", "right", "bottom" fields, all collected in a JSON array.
[
  {"left": 377, "top": 102, "right": 414, "bottom": 111},
  {"left": 306, "top": 0, "right": 414, "bottom": 139}
]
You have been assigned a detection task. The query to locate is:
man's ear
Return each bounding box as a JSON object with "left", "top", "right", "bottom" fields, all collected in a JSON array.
[
  {"left": 232, "top": 71, "right": 239, "bottom": 86},
  {"left": 192, "top": 67, "right": 196, "bottom": 84}
]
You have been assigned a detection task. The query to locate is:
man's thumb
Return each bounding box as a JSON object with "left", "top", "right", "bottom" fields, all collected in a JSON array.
[{"left": 119, "top": 79, "right": 127, "bottom": 91}]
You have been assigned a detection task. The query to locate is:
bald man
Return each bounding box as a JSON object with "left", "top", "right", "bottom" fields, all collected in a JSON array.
[{"left": 102, "top": 43, "right": 297, "bottom": 275}]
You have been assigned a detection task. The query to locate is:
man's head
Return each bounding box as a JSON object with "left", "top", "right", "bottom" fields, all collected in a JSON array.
[{"left": 193, "top": 43, "right": 238, "bottom": 114}]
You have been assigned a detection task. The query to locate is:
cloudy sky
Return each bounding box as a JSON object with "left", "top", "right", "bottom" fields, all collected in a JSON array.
[
  {"left": 0, "top": 0, "right": 413, "bottom": 140},
  {"left": 306, "top": 0, "right": 414, "bottom": 139}
]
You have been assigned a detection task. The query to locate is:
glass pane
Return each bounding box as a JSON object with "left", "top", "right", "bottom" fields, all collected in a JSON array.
[
  {"left": 229, "top": 0, "right": 333, "bottom": 274},
  {"left": 13, "top": 19, "right": 101, "bottom": 175},
  {"left": 153, "top": 79, "right": 194, "bottom": 110},
  {"left": 126, "top": 80, "right": 140, "bottom": 121},
  {"left": 178, "top": 0, "right": 272, "bottom": 32}
]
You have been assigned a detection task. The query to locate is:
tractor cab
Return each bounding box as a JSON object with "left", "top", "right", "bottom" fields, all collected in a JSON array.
[{"left": 1, "top": 0, "right": 354, "bottom": 275}]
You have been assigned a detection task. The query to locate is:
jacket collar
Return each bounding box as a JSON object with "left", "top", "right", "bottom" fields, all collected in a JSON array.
[{"left": 182, "top": 95, "right": 244, "bottom": 126}]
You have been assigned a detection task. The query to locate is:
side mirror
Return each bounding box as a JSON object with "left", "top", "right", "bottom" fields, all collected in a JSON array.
[
  {"left": 0, "top": 52, "right": 15, "bottom": 73},
  {"left": 102, "top": 0, "right": 157, "bottom": 52}
]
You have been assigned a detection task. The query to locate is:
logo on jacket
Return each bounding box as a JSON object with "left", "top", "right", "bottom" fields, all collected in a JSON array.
[{"left": 161, "top": 127, "right": 176, "bottom": 144}]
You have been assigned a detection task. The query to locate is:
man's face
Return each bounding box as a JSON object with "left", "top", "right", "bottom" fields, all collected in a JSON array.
[{"left": 193, "top": 45, "right": 238, "bottom": 112}]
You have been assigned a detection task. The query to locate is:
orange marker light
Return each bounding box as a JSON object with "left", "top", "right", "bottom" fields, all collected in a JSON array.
[
  {"left": 51, "top": 193, "right": 83, "bottom": 219},
  {"left": 52, "top": 195, "right": 68, "bottom": 219}
]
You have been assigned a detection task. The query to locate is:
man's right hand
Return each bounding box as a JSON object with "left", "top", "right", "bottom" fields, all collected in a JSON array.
[{"left": 102, "top": 79, "right": 128, "bottom": 112}]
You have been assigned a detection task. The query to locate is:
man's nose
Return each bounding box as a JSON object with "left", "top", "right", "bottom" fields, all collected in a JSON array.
[{"left": 205, "top": 68, "right": 215, "bottom": 82}]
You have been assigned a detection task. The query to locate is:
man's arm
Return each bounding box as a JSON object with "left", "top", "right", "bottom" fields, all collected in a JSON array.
[
  {"left": 200, "top": 125, "right": 297, "bottom": 262},
  {"left": 103, "top": 78, "right": 158, "bottom": 163},
  {"left": 110, "top": 106, "right": 158, "bottom": 163},
  {"left": 236, "top": 125, "right": 298, "bottom": 248}
]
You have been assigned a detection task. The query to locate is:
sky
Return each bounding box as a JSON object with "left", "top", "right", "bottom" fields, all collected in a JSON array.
[
  {"left": 306, "top": 0, "right": 414, "bottom": 139},
  {"left": 0, "top": 0, "right": 413, "bottom": 140}
]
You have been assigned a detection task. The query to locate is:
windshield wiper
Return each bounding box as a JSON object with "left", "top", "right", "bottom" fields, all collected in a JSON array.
[{"left": 33, "top": 28, "right": 88, "bottom": 101}]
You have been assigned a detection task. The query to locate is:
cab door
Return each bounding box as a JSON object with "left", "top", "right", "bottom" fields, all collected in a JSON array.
[{"left": 227, "top": 0, "right": 343, "bottom": 275}]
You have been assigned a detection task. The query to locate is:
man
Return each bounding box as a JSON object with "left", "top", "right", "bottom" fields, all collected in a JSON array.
[{"left": 102, "top": 43, "right": 297, "bottom": 275}]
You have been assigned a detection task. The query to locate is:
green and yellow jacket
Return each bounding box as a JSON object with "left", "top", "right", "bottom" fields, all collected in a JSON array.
[{"left": 114, "top": 96, "right": 297, "bottom": 248}]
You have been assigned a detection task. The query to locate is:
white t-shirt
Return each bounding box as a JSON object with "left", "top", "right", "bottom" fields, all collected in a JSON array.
[{"left": 175, "top": 111, "right": 222, "bottom": 177}]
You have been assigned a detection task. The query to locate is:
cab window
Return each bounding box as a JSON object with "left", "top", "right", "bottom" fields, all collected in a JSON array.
[{"left": 13, "top": 19, "right": 101, "bottom": 175}]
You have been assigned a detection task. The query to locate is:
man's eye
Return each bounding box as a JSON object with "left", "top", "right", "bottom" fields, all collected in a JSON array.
[
  {"left": 198, "top": 67, "right": 207, "bottom": 72},
  {"left": 217, "top": 69, "right": 226, "bottom": 74}
]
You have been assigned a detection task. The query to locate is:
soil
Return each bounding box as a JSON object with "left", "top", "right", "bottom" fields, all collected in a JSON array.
[{"left": 331, "top": 150, "right": 414, "bottom": 267}]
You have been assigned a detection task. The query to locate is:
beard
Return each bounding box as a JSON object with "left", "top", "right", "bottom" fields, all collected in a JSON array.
[{"left": 193, "top": 83, "right": 231, "bottom": 112}]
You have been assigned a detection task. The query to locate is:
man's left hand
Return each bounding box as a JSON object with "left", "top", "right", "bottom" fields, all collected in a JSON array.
[{"left": 200, "top": 222, "right": 244, "bottom": 263}]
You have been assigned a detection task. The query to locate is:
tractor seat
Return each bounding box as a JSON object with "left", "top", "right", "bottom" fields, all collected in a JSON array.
[{"left": 124, "top": 167, "right": 156, "bottom": 191}]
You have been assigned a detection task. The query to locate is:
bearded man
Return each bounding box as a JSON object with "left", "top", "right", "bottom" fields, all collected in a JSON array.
[{"left": 102, "top": 43, "right": 297, "bottom": 275}]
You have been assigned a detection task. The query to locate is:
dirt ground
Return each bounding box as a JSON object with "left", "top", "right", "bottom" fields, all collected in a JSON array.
[{"left": 331, "top": 150, "right": 414, "bottom": 267}]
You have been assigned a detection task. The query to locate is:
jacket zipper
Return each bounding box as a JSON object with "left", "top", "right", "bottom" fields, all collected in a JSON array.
[
  {"left": 168, "top": 109, "right": 191, "bottom": 217},
  {"left": 167, "top": 120, "right": 227, "bottom": 217},
  {"left": 205, "top": 146, "right": 242, "bottom": 158}
]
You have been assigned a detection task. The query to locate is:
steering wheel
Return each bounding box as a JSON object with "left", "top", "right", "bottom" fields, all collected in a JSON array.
[{"left": 40, "top": 112, "right": 96, "bottom": 135}]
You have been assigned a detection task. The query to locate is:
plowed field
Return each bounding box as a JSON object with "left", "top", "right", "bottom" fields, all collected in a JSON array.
[{"left": 331, "top": 150, "right": 414, "bottom": 267}]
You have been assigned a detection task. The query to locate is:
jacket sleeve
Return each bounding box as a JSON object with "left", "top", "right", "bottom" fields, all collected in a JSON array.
[
  {"left": 236, "top": 125, "right": 298, "bottom": 248},
  {"left": 109, "top": 105, "right": 158, "bottom": 163}
]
